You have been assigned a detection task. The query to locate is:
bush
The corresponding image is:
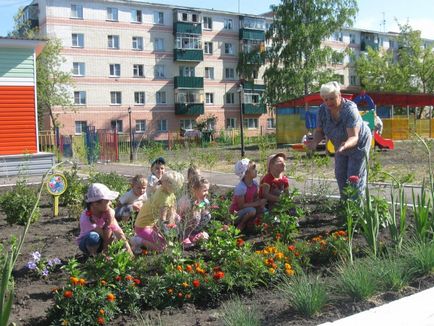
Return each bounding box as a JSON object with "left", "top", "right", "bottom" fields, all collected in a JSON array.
[
  {"left": 60, "top": 164, "right": 87, "bottom": 217},
  {"left": 88, "top": 172, "right": 130, "bottom": 195},
  {"left": 0, "top": 181, "right": 41, "bottom": 225}
]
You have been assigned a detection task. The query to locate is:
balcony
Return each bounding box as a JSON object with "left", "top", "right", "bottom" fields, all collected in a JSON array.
[
  {"left": 175, "top": 103, "right": 204, "bottom": 115},
  {"left": 361, "top": 40, "right": 379, "bottom": 51},
  {"left": 174, "top": 22, "right": 202, "bottom": 34},
  {"left": 174, "top": 49, "right": 203, "bottom": 62},
  {"left": 243, "top": 82, "right": 265, "bottom": 92},
  {"left": 174, "top": 76, "right": 203, "bottom": 89},
  {"left": 239, "top": 29, "right": 265, "bottom": 41},
  {"left": 242, "top": 103, "right": 266, "bottom": 115}
]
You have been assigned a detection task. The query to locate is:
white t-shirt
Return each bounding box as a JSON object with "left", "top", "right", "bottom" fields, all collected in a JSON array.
[{"left": 119, "top": 189, "right": 147, "bottom": 206}]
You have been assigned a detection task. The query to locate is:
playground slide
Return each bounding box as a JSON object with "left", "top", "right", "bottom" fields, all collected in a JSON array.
[{"left": 374, "top": 131, "right": 394, "bottom": 150}]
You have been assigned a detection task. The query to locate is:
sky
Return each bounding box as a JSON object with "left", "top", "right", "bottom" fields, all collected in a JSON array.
[{"left": 0, "top": 0, "right": 434, "bottom": 39}]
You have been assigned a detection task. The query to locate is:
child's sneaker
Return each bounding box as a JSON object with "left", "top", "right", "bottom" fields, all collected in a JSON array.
[{"left": 130, "top": 236, "right": 143, "bottom": 255}]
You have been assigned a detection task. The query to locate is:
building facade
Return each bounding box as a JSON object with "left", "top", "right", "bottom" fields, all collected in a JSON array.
[{"left": 23, "top": 0, "right": 430, "bottom": 140}]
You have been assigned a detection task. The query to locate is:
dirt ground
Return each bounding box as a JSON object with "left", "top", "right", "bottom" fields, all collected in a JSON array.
[{"left": 3, "top": 193, "right": 434, "bottom": 326}]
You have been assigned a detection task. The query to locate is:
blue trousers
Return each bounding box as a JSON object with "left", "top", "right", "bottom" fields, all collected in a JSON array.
[{"left": 79, "top": 231, "right": 102, "bottom": 255}]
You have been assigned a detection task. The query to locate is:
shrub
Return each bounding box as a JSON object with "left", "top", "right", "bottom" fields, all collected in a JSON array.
[
  {"left": 88, "top": 172, "right": 129, "bottom": 195},
  {"left": 60, "top": 164, "right": 87, "bottom": 217},
  {"left": 221, "top": 296, "right": 261, "bottom": 326},
  {"left": 0, "top": 181, "right": 41, "bottom": 225},
  {"left": 278, "top": 273, "right": 327, "bottom": 317}
]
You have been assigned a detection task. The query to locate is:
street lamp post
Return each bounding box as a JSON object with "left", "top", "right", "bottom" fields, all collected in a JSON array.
[
  {"left": 237, "top": 83, "right": 245, "bottom": 157},
  {"left": 128, "top": 106, "right": 133, "bottom": 162}
]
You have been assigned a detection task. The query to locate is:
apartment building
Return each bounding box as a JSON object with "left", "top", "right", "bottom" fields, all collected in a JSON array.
[
  {"left": 23, "top": 0, "right": 275, "bottom": 139},
  {"left": 23, "top": 0, "right": 427, "bottom": 139}
]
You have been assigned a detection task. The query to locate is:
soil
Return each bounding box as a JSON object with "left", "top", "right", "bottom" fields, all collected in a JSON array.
[{"left": 3, "top": 190, "right": 434, "bottom": 326}]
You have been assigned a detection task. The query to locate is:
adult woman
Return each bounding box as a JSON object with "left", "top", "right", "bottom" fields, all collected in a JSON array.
[{"left": 306, "top": 81, "right": 372, "bottom": 198}]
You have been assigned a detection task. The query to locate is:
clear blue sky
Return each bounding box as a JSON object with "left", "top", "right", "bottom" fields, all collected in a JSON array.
[{"left": 1, "top": 0, "right": 433, "bottom": 39}]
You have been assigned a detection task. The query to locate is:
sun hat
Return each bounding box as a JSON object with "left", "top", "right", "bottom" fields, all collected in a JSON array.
[
  {"left": 234, "top": 158, "right": 251, "bottom": 179},
  {"left": 85, "top": 183, "right": 119, "bottom": 203},
  {"left": 267, "top": 152, "right": 287, "bottom": 172}
]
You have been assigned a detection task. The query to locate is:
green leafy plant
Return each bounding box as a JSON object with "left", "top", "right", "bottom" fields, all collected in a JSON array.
[
  {"left": 0, "top": 180, "right": 41, "bottom": 225},
  {"left": 402, "top": 239, "right": 434, "bottom": 277},
  {"left": 278, "top": 273, "right": 328, "bottom": 317},
  {"left": 412, "top": 181, "right": 432, "bottom": 242},
  {"left": 375, "top": 255, "right": 411, "bottom": 291},
  {"left": 60, "top": 163, "right": 86, "bottom": 217},
  {"left": 385, "top": 173, "right": 407, "bottom": 250},
  {"left": 88, "top": 172, "right": 129, "bottom": 195},
  {"left": 25, "top": 251, "right": 62, "bottom": 278},
  {"left": 221, "top": 296, "right": 261, "bottom": 326}
]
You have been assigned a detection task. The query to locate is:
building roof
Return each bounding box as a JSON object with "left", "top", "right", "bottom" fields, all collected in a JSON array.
[
  {"left": 0, "top": 37, "right": 46, "bottom": 55},
  {"left": 276, "top": 91, "right": 434, "bottom": 108}
]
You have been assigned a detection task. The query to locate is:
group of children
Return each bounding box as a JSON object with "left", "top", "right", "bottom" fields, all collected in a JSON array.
[{"left": 77, "top": 152, "right": 289, "bottom": 257}]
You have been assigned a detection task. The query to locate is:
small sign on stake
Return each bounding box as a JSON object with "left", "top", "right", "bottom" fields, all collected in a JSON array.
[{"left": 46, "top": 173, "right": 67, "bottom": 217}]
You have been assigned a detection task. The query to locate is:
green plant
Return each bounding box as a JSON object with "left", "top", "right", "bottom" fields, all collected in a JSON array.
[
  {"left": 202, "top": 221, "right": 242, "bottom": 264},
  {"left": 412, "top": 181, "right": 432, "bottom": 242},
  {"left": 0, "top": 180, "right": 41, "bottom": 225},
  {"left": 337, "top": 257, "right": 379, "bottom": 301},
  {"left": 342, "top": 184, "right": 362, "bottom": 264},
  {"left": 402, "top": 239, "right": 434, "bottom": 277},
  {"left": 25, "top": 251, "right": 62, "bottom": 278},
  {"left": 278, "top": 273, "right": 327, "bottom": 317},
  {"left": 142, "top": 141, "right": 165, "bottom": 163},
  {"left": 221, "top": 296, "right": 261, "bottom": 326},
  {"left": 375, "top": 255, "right": 411, "bottom": 291},
  {"left": 60, "top": 163, "right": 87, "bottom": 217},
  {"left": 88, "top": 172, "right": 129, "bottom": 195}
]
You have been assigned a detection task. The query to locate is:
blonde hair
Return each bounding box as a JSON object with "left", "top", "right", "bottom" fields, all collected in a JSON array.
[
  {"left": 131, "top": 174, "right": 147, "bottom": 187},
  {"left": 320, "top": 81, "right": 341, "bottom": 97},
  {"left": 161, "top": 170, "right": 184, "bottom": 193}
]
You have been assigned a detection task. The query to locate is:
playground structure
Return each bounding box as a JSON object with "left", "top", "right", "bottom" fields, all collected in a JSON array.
[{"left": 275, "top": 91, "right": 434, "bottom": 149}]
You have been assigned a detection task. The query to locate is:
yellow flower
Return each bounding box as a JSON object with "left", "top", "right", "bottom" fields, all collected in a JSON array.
[
  {"left": 182, "top": 282, "right": 189, "bottom": 288},
  {"left": 285, "top": 269, "right": 295, "bottom": 276},
  {"left": 284, "top": 263, "right": 292, "bottom": 270},
  {"left": 275, "top": 252, "right": 284, "bottom": 260},
  {"left": 62, "top": 320, "right": 69, "bottom": 326},
  {"left": 269, "top": 268, "right": 276, "bottom": 274}
]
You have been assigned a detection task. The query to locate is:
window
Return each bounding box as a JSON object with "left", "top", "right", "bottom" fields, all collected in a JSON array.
[
  {"left": 226, "top": 118, "right": 236, "bottom": 129},
  {"left": 175, "top": 34, "right": 202, "bottom": 50},
  {"left": 204, "top": 67, "right": 214, "bottom": 79},
  {"left": 111, "top": 120, "right": 123, "bottom": 133},
  {"left": 132, "top": 36, "right": 143, "bottom": 50},
  {"left": 204, "top": 42, "right": 213, "bottom": 54},
  {"left": 349, "top": 33, "right": 356, "bottom": 44},
  {"left": 74, "top": 91, "right": 86, "bottom": 105},
  {"left": 110, "top": 91, "right": 122, "bottom": 105},
  {"left": 108, "top": 35, "right": 119, "bottom": 49},
  {"left": 182, "top": 13, "right": 188, "bottom": 22},
  {"left": 157, "top": 119, "right": 167, "bottom": 131},
  {"left": 156, "top": 91, "right": 166, "bottom": 104},
  {"left": 134, "top": 92, "right": 145, "bottom": 104},
  {"left": 71, "top": 4, "right": 83, "bottom": 19},
  {"left": 389, "top": 39, "right": 395, "bottom": 49},
  {"left": 109, "top": 64, "right": 120, "bottom": 77},
  {"left": 203, "top": 16, "right": 212, "bottom": 30},
  {"left": 72, "top": 62, "right": 85, "bottom": 76},
  {"left": 154, "top": 65, "right": 165, "bottom": 78},
  {"left": 133, "top": 64, "right": 144, "bottom": 77},
  {"left": 205, "top": 93, "right": 214, "bottom": 104},
  {"left": 332, "top": 31, "right": 343, "bottom": 42},
  {"left": 154, "top": 11, "right": 164, "bottom": 24},
  {"left": 72, "top": 33, "right": 84, "bottom": 47},
  {"left": 75, "top": 121, "right": 87, "bottom": 134},
  {"left": 180, "top": 119, "right": 196, "bottom": 129},
  {"left": 225, "top": 68, "right": 235, "bottom": 80},
  {"left": 244, "top": 93, "right": 260, "bottom": 104},
  {"left": 131, "top": 9, "right": 142, "bottom": 23},
  {"left": 225, "top": 92, "right": 235, "bottom": 104},
  {"left": 192, "top": 14, "right": 199, "bottom": 22},
  {"left": 224, "top": 18, "right": 233, "bottom": 30},
  {"left": 350, "top": 75, "right": 357, "bottom": 86},
  {"left": 107, "top": 7, "right": 118, "bottom": 21},
  {"left": 136, "top": 120, "right": 146, "bottom": 132},
  {"left": 244, "top": 118, "right": 258, "bottom": 129},
  {"left": 179, "top": 66, "right": 195, "bottom": 77},
  {"left": 224, "top": 43, "right": 234, "bottom": 55},
  {"left": 267, "top": 118, "right": 276, "bottom": 129},
  {"left": 154, "top": 38, "right": 165, "bottom": 51}
]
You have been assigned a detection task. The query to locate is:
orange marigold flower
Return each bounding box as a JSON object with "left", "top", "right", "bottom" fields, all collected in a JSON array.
[
  {"left": 284, "top": 263, "right": 292, "bottom": 270},
  {"left": 78, "top": 278, "right": 86, "bottom": 286},
  {"left": 125, "top": 275, "right": 133, "bottom": 281},
  {"left": 142, "top": 249, "right": 148, "bottom": 255},
  {"left": 336, "top": 230, "right": 347, "bottom": 237},
  {"left": 213, "top": 271, "right": 225, "bottom": 280},
  {"left": 167, "top": 288, "right": 174, "bottom": 294},
  {"left": 97, "top": 316, "right": 105, "bottom": 325},
  {"left": 196, "top": 267, "right": 206, "bottom": 275},
  {"left": 192, "top": 279, "right": 200, "bottom": 288},
  {"left": 255, "top": 250, "right": 262, "bottom": 255},
  {"left": 275, "top": 252, "right": 284, "bottom": 260},
  {"left": 269, "top": 268, "right": 276, "bottom": 274},
  {"left": 70, "top": 276, "right": 79, "bottom": 285},
  {"left": 265, "top": 258, "right": 274, "bottom": 266},
  {"left": 115, "top": 275, "right": 122, "bottom": 282},
  {"left": 294, "top": 251, "right": 300, "bottom": 257},
  {"left": 285, "top": 269, "right": 295, "bottom": 276},
  {"left": 99, "top": 309, "right": 105, "bottom": 315},
  {"left": 63, "top": 290, "right": 73, "bottom": 298},
  {"left": 186, "top": 264, "right": 193, "bottom": 272},
  {"left": 182, "top": 282, "right": 189, "bottom": 288},
  {"left": 275, "top": 233, "right": 282, "bottom": 240},
  {"left": 176, "top": 265, "right": 183, "bottom": 272},
  {"left": 133, "top": 278, "right": 141, "bottom": 285},
  {"left": 271, "top": 263, "right": 278, "bottom": 269},
  {"left": 100, "top": 280, "right": 107, "bottom": 286},
  {"left": 236, "top": 238, "right": 245, "bottom": 247},
  {"left": 288, "top": 245, "right": 296, "bottom": 252},
  {"left": 106, "top": 293, "right": 116, "bottom": 302}
]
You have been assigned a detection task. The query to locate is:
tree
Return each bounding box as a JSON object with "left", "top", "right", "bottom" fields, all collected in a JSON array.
[
  {"left": 356, "top": 23, "right": 434, "bottom": 95},
  {"left": 10, "top": 7, "right": 73, "bottom": 131},
  {"left": 263, "top": 0, "right": 358, "bottom": 105}
]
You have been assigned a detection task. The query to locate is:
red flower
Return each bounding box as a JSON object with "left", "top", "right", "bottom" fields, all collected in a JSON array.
[
  {"left": 348, "top": 175, "right": 360, "bottom": 184},
  {"left": 63, "top": 290, "right": 73, "bottom": 298},
  {"left": 213, "top": 271, "right": 225, "bottom": 280},
  {"left": 236, "top": 238, "right": 245, "bottom": 247},
  {"left": 288, "top": 245, "right": 296, "bottom": 252},
  {"left": 125, "top": 275, "right": 133, "bottom": 281},
  {"left": 178, "top": 292, "right": 183, "bottom": 298},
  {"left": 97, "top": 317, "right": 105, "bottom": 325},
  {"left": 167, "top": 223, "right": 177, "bottom": 229},
  {"left": 192, "top": 279, "right": 200, "bottom": 288},
  {"left": 115, "top": 275, "right": 122, "bottom": 282},
  {"left": 85, "top": 210, "right": 92, "bottom": 217},
  {"left": 186, "top": 264, "right": 193, "bottom": 272},
  {"left": 133, "top": 278, "right": 141, "bottom": 285}
]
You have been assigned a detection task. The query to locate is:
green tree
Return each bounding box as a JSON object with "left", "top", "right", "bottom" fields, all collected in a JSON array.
[
  {"left": 263, "top": 0, "right": 358, "bottom": 105},
  {"left": 9, "top": 7, "right": 73, "bottom": 131},
  {"left": 356, "top": 23, "right": 434, "bottom": 96}
]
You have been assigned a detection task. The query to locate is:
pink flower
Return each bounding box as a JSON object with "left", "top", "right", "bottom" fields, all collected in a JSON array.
[{"left": 348, "top": 175, "right": 360, "bottom": 184}]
